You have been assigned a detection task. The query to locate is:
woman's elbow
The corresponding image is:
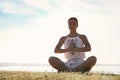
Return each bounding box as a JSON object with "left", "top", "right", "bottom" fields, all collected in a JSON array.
[
  {"left": 88, "top": 47, "right": 91, "bottom": 51},
  {"left": 85, "top": 46, "right": 91, "bottom": 51},
  {"left": 54, "top": 48, "right": 58, "bottom": 53}
]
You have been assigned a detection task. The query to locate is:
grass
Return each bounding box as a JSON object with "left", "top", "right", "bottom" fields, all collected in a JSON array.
[{"left": 0, "top": 71, "right": 120, "bottom": 80}]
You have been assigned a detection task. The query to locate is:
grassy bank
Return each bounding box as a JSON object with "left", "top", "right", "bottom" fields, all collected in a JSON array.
[{"left": 0, "top": 71, "right": 120, "bottom": 80}]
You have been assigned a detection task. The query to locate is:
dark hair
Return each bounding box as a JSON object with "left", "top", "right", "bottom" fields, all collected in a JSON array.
[{"left": 68, "top": 17, "right": 78, "bottom": 23}]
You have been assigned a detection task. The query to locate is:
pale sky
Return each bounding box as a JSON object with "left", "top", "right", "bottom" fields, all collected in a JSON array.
[{"left": 0, "top": 0, "right": 120, "bottom": 64}]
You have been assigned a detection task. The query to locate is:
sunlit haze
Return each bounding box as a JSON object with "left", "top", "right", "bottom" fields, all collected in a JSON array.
[{"left": 0, "top": 0, "right": 120, "bottom": 65}]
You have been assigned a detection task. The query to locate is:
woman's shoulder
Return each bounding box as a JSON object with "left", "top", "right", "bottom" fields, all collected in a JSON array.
[
  {"left": 61, "top": 34, "right": 69, "bottom": 38},
  {"left": 78, "top": 34, "right": 86, "bottom": 37},
  {"left": 78, "top": 34, "right": 87, "bottom": 39},
  {"left": 59, "top": 35, "right": 68, "bottom": 41}
]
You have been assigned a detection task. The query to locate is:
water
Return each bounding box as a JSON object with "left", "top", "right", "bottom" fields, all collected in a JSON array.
[
  {"left": 0, "top": 63, "right": 120, "bottom": 74},
  {"left": 91, "top": 64, "right": 120, "bottom": 74}
]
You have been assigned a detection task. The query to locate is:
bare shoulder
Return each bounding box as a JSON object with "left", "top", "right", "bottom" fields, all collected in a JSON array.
[
  {"left": 79, "top": 34, "right": 88, "bottom": 40},
  {"left": 59, "top": 36, "right": 67, "bottom": 42},
  {"left": 56, "top": 36, "right": 67, "bottom": 47}
]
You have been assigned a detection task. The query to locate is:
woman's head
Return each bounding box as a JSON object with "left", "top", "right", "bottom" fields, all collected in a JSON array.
[
  {"left": 68, "top": 17, "right": 78, "bottom": 30},
  {"left": 68, "top": 17, "right": 78, "bottom": 23}
]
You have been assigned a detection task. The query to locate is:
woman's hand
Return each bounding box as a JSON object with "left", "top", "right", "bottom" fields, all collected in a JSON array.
[{"left": 68, "top": 40, "right": 76, "bottom": 52}]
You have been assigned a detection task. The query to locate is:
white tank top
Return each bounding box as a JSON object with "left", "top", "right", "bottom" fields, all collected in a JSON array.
[{"left": 64, "top": 35, "right": 85, "bottom": 60}]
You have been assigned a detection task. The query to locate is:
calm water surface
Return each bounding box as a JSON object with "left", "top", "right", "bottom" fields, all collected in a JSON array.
[{"left": 0, "top": 63, "right": 120, "bottom": 74}]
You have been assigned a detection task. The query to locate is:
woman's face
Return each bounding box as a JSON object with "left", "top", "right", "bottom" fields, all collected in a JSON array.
[{"left": 68, "top": 19, "right": 78, "bottom": 30}]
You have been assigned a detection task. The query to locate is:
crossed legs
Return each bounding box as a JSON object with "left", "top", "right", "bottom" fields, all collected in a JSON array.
[
  {"left": 48, "top": 56, "right": 97, "bottom": 73},
  {"left": 73, "top": 56, "right": 97, "bottom": 73},
  {"left": 48, "top": 56, "right": 69, "bottom": 72}
]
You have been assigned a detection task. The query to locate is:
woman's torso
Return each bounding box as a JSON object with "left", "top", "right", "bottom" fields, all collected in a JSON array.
[{"left": 64, "top": 34, "right": 85, "bottom": 60}]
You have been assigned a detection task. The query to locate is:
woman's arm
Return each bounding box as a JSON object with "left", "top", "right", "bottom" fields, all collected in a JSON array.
[
  {"left": 72, "top": 35, "right": 91, "bottom": 52},
  {"left": 54, "top": 36, "right": 70, "bottom": 53}
]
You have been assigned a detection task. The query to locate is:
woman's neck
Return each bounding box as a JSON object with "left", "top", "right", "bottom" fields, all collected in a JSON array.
[{"left": 69, "top": 31, "right": 78, "bottom": 37}]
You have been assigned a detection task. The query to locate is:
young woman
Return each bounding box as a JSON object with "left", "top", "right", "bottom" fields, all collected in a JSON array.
[{"left": 49, "top": 17, "right": 97, "bottom": 73}]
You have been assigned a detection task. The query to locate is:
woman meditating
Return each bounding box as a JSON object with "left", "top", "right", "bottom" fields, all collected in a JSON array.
[{"left": 49, "top": 17, "right": 97, "bottom": 73}]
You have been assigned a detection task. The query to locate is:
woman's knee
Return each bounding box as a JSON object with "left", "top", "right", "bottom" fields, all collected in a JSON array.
[
  {"left": 88, "top": 56, "right": 97, "bottom": 61},
  {"left": 48, "top": 56, "right": 56, "bottom": 63},
  {"left": 48, "top": 56, "right": 60, "bottom": 63},
  {"left": 87, "top": 56, "right": 97, "bottom": 65},
  {"left": 92, "top": 56, "right": 97, "bottom": 61}
]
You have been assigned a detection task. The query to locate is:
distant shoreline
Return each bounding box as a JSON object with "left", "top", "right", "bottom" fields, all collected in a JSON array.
[
  {"left": 0, "top": 63, "right": 120, "bottom": 74},
  {"left": 0, "top": 63, "right": 120, "bottom": 66},
  {"left": 0, "top": 63, "right": 49, "bottom": 66}
]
